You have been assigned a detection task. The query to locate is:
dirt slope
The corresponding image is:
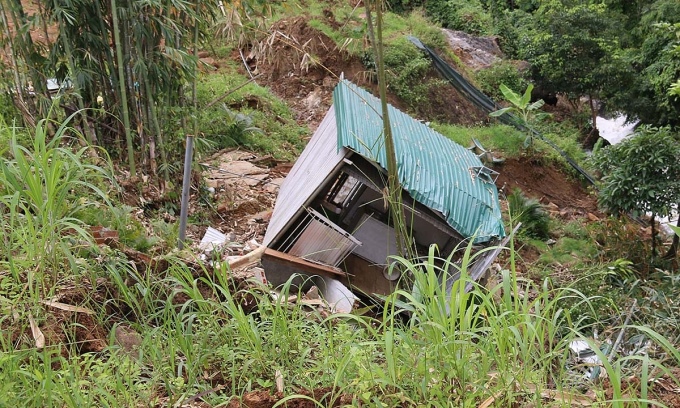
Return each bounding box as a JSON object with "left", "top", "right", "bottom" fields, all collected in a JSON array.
[
  {"left": 245, "top": 16, "right": 487, "bottom": 131},
  {"left": 241, "top": 15, "right": 597, "bottom": 217}
]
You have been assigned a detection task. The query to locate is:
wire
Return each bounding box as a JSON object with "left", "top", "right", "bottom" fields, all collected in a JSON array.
[{"left": 409, "top": 36, "right": 598, "bottom": 187}]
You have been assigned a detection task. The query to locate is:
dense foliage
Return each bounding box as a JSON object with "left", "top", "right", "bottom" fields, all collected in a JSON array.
[
  {"left": 593, "top": 125, "right": 680, "bottom": 219},
  {"left": 390, "top": 0, "right": 680, "bottom": 127},
  {"left": 593, "top": 125, "right": 680, "bottom": 255}
]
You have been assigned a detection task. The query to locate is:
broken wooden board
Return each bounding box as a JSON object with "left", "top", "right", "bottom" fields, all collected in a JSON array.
[{"left": 263, "top": 248, "right": 347, "bottom": 278}]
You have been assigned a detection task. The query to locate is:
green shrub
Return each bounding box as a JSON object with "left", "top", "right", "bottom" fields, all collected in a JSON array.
[
  {"left": 425, "top": 0, "right": 492, "bottom": 35},
  {"left": 590, "top": 217, "right": 652, "bottom": 276},
  {"left": 475, "top": 61, "right": 529, "bottom": 101},
  {"left": 382, "top": 37, "right": 433, "bottom": 109},
  {"left": 508, "top": 187, "right": 551, "bottom": 239},
  {"left": 165, "top": 73, "right": 307, "bottom": 161},
  {"left": 407, "top": 11, "right": 447, "bottom": 49}
]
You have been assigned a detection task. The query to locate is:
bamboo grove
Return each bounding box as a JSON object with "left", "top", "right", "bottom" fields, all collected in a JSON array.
[{"left": 0, "top": 0, "right": 272, "bottom": 180}]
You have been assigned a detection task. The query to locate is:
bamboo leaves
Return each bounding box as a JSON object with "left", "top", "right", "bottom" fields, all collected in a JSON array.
[{"left": 2, "top": 0, "right": 218, "bottom": 179}]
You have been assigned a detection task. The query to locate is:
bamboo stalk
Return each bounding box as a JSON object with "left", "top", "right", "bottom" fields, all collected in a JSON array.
[
  {"left": 144, "top": 79, "right": 169, "bottom": 182},
  {"left": 111, "top": 0, "right": 136, "bottom": 176},
  {"left": 60, "top": 32, "right": 97, "bottom": 144},
  {"left": 364, "top": 0, "right": 411, "bottom": 259},
  {"left": 0, "top": 2, "right": 30, "bottom": 127},
  {"left": 94, "top": 0, "right": 119, "bottom": 150}
]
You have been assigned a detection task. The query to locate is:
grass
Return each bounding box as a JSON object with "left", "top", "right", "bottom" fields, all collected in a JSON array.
[
  {"left": 192, "top": 71, "right": 308, "bottom": 161},
  {"left": 2, "top": 9, "right": 679, "bottom": 406},
  {"left": 433, "top": 122, "right": 526, "bottom": 156},
  {"left": 0, "top": 113, "right": 676, "bottom": 406},
  {"left": 3, "top": 217, "right": 678, "bottom": 406}
]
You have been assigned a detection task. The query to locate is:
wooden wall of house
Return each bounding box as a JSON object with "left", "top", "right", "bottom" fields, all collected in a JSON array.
[{"left": 342, "top": 254, "right": 396, "bottom": 297}]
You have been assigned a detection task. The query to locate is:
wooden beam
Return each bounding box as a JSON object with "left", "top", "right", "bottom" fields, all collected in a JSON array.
[{"left": 263, "top": 248, "right": 347, "bottom": 278}]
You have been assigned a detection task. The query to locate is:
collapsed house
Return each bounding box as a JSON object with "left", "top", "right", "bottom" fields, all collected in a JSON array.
[{"left": 262, "top": 80, "right": 505, "bottom": 307}]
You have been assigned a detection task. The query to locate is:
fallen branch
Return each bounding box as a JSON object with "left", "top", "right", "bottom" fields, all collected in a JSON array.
[{"left": 42, "top": 300, "right": 95, "bottom": 315}]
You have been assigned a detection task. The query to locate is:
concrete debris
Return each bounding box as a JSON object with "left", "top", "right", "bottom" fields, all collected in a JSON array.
[{"left": 243, "top": 239, "right": 261, "bottom": 254}]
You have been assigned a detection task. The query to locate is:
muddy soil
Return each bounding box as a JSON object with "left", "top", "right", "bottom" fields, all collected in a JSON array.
[{"left": 495, "top": 157, "right": 601, "bottom": 219}]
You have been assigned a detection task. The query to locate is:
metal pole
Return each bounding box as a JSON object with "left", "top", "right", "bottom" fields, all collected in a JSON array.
[{"left": 178, "top": 135, "right": 194, "bottom": 249}]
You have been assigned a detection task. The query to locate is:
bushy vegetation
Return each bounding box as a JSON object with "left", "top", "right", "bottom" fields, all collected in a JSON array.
[
  {"left": 508, "top": 188, "right": 551, "bottom": 239},
  {"left": 433, "top": 122, "right": 526, "bottom": 156},
  {"left": 475, "top": 61, "right": 529, "bottom": 101},
  {"left": 191, "top": 73, "right": 307, "bottom": 160}
]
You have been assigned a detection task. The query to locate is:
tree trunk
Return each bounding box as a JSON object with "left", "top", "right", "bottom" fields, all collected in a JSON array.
[
  {"left": 651, "top": 214, "right": 656, "bottom": 259},
  {"left": 664, "top": 213, "right": 679, "bottom": 259}
]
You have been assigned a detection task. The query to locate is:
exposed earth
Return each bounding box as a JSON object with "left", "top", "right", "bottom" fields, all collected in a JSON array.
[{"left": 242, "top": 16, "right": 600, "bottom": 216}]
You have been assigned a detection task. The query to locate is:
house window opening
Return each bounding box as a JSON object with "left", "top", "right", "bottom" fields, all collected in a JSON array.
[{"left": 327, "top": 173, "right": 362, "bottom": 210}]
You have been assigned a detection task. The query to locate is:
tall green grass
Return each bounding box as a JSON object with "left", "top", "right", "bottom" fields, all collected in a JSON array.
[
  {"left": 0, "top": 113, "right": 113, "bottom": 297},
  {"left": 1, "top": 111, "right": 678, "bottom": 407},
  {"left": 2, "top": 241, "right": 679, "bottom": 406}
]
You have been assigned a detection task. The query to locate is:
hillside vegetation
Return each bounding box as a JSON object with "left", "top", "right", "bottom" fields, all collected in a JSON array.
[{"left": 1, "top": 0, "right": 679, "bottom": 406}]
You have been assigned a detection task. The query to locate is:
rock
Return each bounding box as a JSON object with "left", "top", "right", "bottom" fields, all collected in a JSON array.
[
  {"left": 587, "top": 213, "right": 600, "bottom": 222},
  {"left": 114, "top": 325, "right": 142, "bottom": 356},
  {"left": 199, "top": 57, "right": 219, "bottom": 70},
  {"left": 305, "top": 286, "right": 320, "bottom": 300},
  {"left": 304, "top": 88, "right": 323, "bottom": 110},
  {"left": 265, "top": 177, "right": 285, "bottom": 194},
  {"left": 442, "top": 29, "right": 503, "bottom": 71}
]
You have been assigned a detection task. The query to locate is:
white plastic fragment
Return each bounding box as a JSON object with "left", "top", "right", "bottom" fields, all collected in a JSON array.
[
  {"left": 319, "top": 278, "right": 357, "bottom": 314},
  {"left": 199, "top": 227, "right": 228, "bottom": 253}
]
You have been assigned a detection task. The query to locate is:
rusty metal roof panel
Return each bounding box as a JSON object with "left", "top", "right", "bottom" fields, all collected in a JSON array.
[{"left": 334, "top": 80, "right": 505, "bottom": 243}]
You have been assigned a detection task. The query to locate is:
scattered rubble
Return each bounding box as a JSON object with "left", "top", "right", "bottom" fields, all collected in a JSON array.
[{"left": 442, "top": 29, "right": 504, "bottom": 71}]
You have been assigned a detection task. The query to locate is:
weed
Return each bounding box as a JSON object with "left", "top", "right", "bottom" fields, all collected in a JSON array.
[{"left": 0, "top": 113, "right": 113, "bottom": 293}]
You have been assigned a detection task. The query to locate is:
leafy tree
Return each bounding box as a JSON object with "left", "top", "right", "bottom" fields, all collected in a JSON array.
[
  {"left": 0, "top": 0, "right": 242, "bottom": 180},
  {"left": 602, "top": 0, "right": 680, "bottom": 127},
  {"left": 593, "top": 125, "right": 680, "bottom": 258},
  {"left": 518, "top": 0, "right": 629, "bottom": 130}
]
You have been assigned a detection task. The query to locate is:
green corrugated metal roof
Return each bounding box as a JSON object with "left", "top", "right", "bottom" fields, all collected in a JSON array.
[{"left": 334, "top": 80, "right": 505, "bottom": 243}]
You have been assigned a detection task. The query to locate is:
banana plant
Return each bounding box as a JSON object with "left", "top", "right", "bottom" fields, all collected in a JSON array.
[{"left": 490, "top": 83, "right": 551, "bottom": 148}]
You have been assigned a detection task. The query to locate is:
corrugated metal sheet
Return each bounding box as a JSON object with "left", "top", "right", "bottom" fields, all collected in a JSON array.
[
  {"left": 264, "top": 108, "right": 348, "bottom": 246},
  {"left": 334, "top": 80, "right": 505, "bottom": 243}
]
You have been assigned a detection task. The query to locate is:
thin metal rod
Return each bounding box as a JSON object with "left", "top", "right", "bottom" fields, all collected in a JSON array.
[{"left": 178, "top": 135, "right": 195, "bottom": 249}]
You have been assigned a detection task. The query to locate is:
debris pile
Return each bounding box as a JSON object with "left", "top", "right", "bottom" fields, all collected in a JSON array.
[{"left": 200, "top": 149, "right": 288, "bottom": 246}]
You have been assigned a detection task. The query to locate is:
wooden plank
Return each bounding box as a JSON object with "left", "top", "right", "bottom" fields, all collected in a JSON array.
[
  {"left": 263, "top": 248, "right": 347, "bottom": 278},
  {"left": 228, "top": 245, "right": 266, "bottom": 270}
]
